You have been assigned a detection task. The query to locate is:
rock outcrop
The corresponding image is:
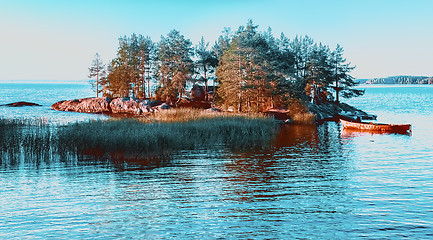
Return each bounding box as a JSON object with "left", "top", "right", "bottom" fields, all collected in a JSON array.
[
  {"left": 109, "top": 97, "right": 141, "bottom": 114},
  {"left": 51, "top": 97, "right": 175, "bottom": 115},
  {"left": 308, "top": 102, "right": 376, "bottom": 122},
  {"left": 51, "top": 97, "right": 111, "bottom": 113}
]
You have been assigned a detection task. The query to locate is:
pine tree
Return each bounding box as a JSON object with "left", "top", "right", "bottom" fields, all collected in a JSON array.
[
  {"left": 331, "top": 44, "right": 364, "bottom": 102},
  {"left": 88, "top": 53, "right": 106, "bottom": 97},
  {"left": 195, "top": 37, "right": 218, "bottom": 100},
  {"left": 138, "top": 36, "right": 155, "bottom": 99},
  {"left": 156, "top": 30, "right": 193, "bottom": 104},
  {"left": 305, "top": 44, "right": 333, "bottom": 103},
  {"left": 215, "top": 41, "right": 245, "bottom": 111}
]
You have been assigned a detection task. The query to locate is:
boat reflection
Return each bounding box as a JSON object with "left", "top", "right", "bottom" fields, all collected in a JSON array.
[{"left": 341, "top": 127, "right": 412, "bottom": 138}]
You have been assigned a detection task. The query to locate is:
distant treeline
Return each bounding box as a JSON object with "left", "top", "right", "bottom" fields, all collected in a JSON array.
[
  {"left": 89, "top": 20, "right": 362, "bottom": 112},
  {"left": 359, "top": 76, "right": 433, "bottom": 84}
]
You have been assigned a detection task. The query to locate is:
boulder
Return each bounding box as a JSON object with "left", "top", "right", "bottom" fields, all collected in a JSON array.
[
  {"left": 109, "top": 97, "right": 141, "bottom": 114},
  {"left": 151, "top": 102, "right": 172, "bottom": 112},
  {"left": 159, "top": 103, "right": 172, "bottom": 110},
  {"left": 139, "top": 100, "right": 154, "bottom": 114}
]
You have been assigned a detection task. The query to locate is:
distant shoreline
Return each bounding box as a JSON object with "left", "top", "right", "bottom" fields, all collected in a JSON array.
[{"left": 357, "top": 75, "right": 433, "bottom": 84}]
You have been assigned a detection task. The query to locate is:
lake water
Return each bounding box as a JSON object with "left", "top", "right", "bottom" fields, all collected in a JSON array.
[
  {"left": 0, "top": 82, "right": 107, "bottom": 124},
  {"left": 1, "top": 83, "right": 433, "bottom": 239}
]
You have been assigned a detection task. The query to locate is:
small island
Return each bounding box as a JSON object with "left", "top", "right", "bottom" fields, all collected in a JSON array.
[
  {"left": 1, "top": 101, "right": 41, "bottom": 107},
  {"left": 54, "top": 20, "right": 368, "bottom": 124}
]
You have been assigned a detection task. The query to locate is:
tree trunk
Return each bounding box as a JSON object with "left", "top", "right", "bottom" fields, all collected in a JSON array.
[
  {"left": 204, "top": 65, "right": 208, "bottom": 101},
  {"left": 147, "top": 63, "right": 151, "bottom": 99},
  {"left": 141, "top": 51, "right": 146, "bottom": 98},
  {"left": 96, "top": 59, "right": 99, "bottom": 98},
  {"left": 238, "top": 91, "right": 242, "bottom": 112}
]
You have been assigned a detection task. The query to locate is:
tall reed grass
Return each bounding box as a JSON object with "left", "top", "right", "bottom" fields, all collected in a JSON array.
[
  {"left": 1, "top": 112, "right": 278, "bottom": 163},
  {"left": 57, "top": 116, "right": 278, "bottom": 158},
  {"left": 0, "top": 118, "right": 54, "bottom": 161},
  {"left": 0, "top": 119, "right": 23, "bottom": 157}
]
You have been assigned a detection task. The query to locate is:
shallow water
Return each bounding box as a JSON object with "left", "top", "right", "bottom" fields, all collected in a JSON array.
[{"left": 1, "top": 84, "right": 433, "bottom": 239}]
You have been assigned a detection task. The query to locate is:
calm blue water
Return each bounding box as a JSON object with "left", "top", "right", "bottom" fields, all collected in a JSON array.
[
  {"left": 0, "top": 82, "right": 107, "bottom": 123},
  {"left": 1, "top": 83, "right": 433, "bottom": 239}
]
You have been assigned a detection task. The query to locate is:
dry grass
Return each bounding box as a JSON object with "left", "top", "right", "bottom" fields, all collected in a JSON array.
[
  {"left": 286, "top": 99, "right": 316, "bottom": 124},
  {"left": 291, "top": 112, "right": 316, "bottom": 124},
  {"left": 145, "top": 108, "right": 268, "bottom": 123}
]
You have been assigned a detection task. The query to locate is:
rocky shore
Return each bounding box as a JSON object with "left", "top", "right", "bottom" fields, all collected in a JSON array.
[
  {"left": 308, "top": 102, "right": 376, "bottom": 122},
  {"left": 51, "top": 97, "right": 376, "bottom": 124},
  {"left": 51, "top": 97, "right": 174, "bottom": 115}
]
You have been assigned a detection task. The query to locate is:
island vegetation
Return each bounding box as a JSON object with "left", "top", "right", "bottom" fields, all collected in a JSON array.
[{"left": 89, "top": 20, "right": 363, "bottom": 116}]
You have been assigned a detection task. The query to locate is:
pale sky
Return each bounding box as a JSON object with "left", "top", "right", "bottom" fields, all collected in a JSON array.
[{"left": 1, "top": 0, "right": 432, "bottom": 81}]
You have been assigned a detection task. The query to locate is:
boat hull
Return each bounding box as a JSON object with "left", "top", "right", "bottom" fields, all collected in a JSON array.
[{"left": 340, "top": 119, "right": 411, "bottom": 134}]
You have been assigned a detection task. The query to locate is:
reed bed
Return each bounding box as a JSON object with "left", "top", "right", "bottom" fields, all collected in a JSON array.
[
  {"left": 1, "top": 114, "right": 278, "bottom": 162},
  {"left": 0, "top": 118, "right": 55, "bottom": 161},
  {"left": 0, "top": 119, "right": 23, "bottom": 156},
  {"left": 57, "top": 116, "right": 278, "bottom": 158}
]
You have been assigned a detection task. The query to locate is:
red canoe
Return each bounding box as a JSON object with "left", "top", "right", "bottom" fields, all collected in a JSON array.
[{"left": 340, "top": 119, "right": 412, "bottom": 134}]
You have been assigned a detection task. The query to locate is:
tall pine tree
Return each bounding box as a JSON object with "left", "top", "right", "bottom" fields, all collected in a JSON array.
[
  {"left": 331, "top": 44, "right": 364, "bottom": 102},
  {"left": 156, "top": 30, "right": 194, "bottom": 104},
  {"left": 88, "top": 53, "right": 106, "bottom": 97}
]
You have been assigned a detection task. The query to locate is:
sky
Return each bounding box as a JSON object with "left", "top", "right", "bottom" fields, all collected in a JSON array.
[{"left": 1, "top": 0, "right": 432, "bottom": 81}]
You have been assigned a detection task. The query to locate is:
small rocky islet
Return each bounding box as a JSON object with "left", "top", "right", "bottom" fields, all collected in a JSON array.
[
  {"left": 1, "top": 101, "right": 42, "bottom": 107},
  {"left": 50, "top": 97, "right": 374, "bottom": 123}
]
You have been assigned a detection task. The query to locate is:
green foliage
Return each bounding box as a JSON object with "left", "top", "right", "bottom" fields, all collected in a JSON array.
[
  {"left": 195, "top": 37, "right": 218, "bottom": 100},
  {"left": 91, "top": 20, "right": 362, "bottom": 109},
  {"left": 104, "top": 34, "right": 155, "bottom": 98},
  {"left": 330, "top": 44, "right": 364, "bottom": 102},
  {"left": 216, "top": 20, "right": 294, "bottom": 112},
  {"left": 155, "top": 30, "right": 194, "bottom": 103}
]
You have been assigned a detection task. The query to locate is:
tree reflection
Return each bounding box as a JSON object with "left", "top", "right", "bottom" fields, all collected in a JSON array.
[{"left": 222, "top": 122, "right": 350, "bottom": 204}]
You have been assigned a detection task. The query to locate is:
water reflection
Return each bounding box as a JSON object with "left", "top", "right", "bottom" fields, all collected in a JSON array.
[
  {"left": 222, "top": 122, "right": 351, "bottom": 206},
  {"left": 341, "top": 127, "right": 412, "bottom": 138},
  {"left": 274, "top": 123, "right": 319, "bottom": 148}
]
